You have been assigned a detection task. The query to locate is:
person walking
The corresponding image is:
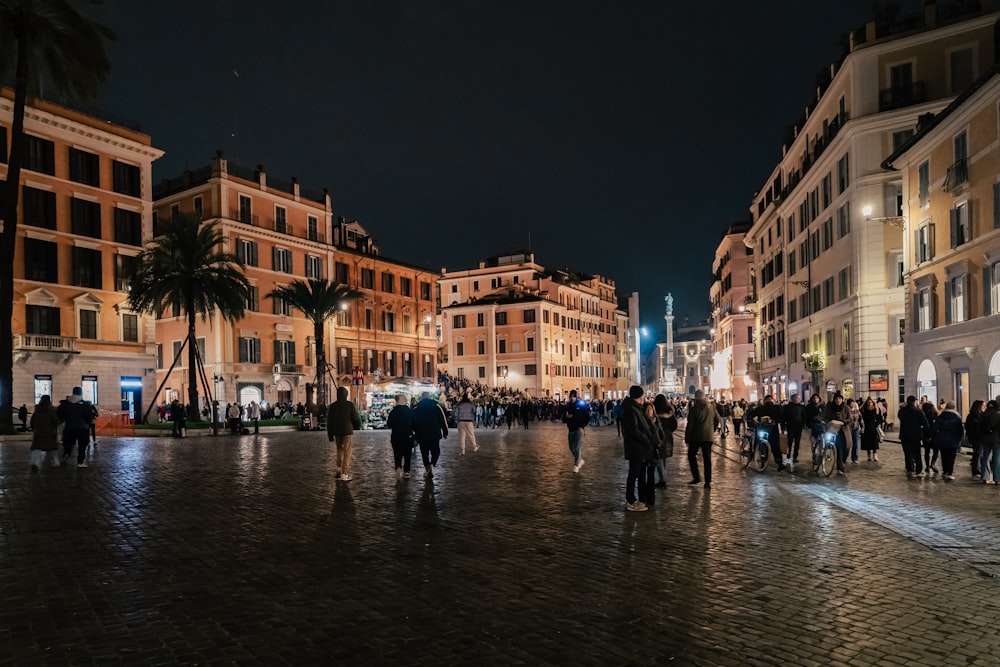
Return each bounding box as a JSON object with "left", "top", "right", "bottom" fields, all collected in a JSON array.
[
  {"left": 29, "top": 395, "right": 61, "bottom": 472},
  {"left": 898, "top": 395, "right": 931, "bottom": 479},
  {"left": 731, "top": 400, "right": 746, "bottom": 438},
  {"left": 859, "top": 397, "right": 882, "bottom": 462},
  {"left": 561, "top": 389, "right": 589, "bottom": 473},
  {"left": 386, "top": 395, "right": 416, "bottom": 480},
  {"left": 750, "top": 394, "right": 785, "bottom": 471},
  {"left": 933, "top": 401, "right": 964, "bottom": 480},
  {"left": 966, "top": 400, "right": 985, "bottom": 479},
  {"left": 326, "top": 386, "right": 362, "bottom": 481},
  {"left": 247, "top": 400, "right": 261, "bottom": 434},
  {"left": 846, "top": 398, "right": 862, "bottom": 464},
  {"left": 226, "top": 402, "right": 242, "bottom": 435},
  {"left": 57, "top": 387, "right": 94, "bottom": 468},
  {"left": 921, "top": 400, "right": 940, "bottom": 475},
  {"left": 18, "top": 403, "right": 28, "bottom": 432},
  {"left": 782, "top": 394, "right": 806, "bottom": 464},
  {"left": 652, "top": 394, "right": 678, "bottom": 488},
  {"left": 982, "top": 401, "right": 1000, "bottom": 484},
  {"left": 822, "top": 392, "right": 851, "bottom": 475},
  {"left": 684, "top": 389, "right": 718, "bottom": 488},
  {"left": 413, "top": 391, "right": 448, "bottom": 479},
  {"left": 453, "top": 394, "right": 478, "bottom": 455}
]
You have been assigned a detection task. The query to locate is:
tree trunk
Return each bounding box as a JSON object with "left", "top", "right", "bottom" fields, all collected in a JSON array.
[
  {"left": 315, "top": 320, "right": 326, "bottom": 409},
  {"left": 0, "top": 39, "right": 31, "bottom": 434},
  {"left": 186, "top": 316, "right": 199, "bottom": 422}
]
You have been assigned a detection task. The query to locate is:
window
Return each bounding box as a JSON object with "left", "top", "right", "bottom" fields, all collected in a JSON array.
[
  {"left": 25, "top": 135, "right": 54, "bottom": 174},
  {"left": 400, "top": 277, "right": 412, "bottom": 297},
  {"left": 527, "top": 337, "right": 534, "bottom": 352},
  {"left": 823, "top": 277, "right": 834, "bottom": 307},
  {"left": 825, "top": 329, "right": 835, "bottom": 354},
  {"left": 841, "top": 322, "right": 851, "bottom": 352},
  {"left": 69, "top": 148, "right": 100, "bottom": 186},
  {"left": 307, "top": 215, "right": 319, "bottom": 241},
  {"left": 821, "top": 173, "right": 832, "bottom": 209},
  {"left": 890, "top": 315, "right": 906, "bottom": 345},
  {"left": 890, "top": 253, "right": 904, "bottom": 288},
  {"left": 112, "top": 160, "right": 140, "bottom": 196},
  {"left": 994, "top": 182, "right": 1000, "bottom": 230},
  {"left": 274, "top": 340, "right": 296, "bottom": 365},
  {"left": 361, "top": 268, "right": 375, "bottom": 289},
  {"left": 419, "top": 281, "right": 431, "bottom": 300},
  {"left": 72, "top": 247, "right": 102, "bottom": 288},
  {"left": 946, "top": 273, "right": 968, "bottom": 324},
  {"left": 114, "top": 208, "right": 142, "bottom": 246},
  {"left": 989, "top": 261, "right": 1000, "bottom": 316},
  {"left": 334, "top": 261, "right": 349, "bottom": 285},
  {"left": 525, "top": 364, "right": 537, "bottom": 376},
  {"left": 917, "top": 287, "right": 933, "bottom": 331},
  {"left": 123, "top": 314, "right": 143, "bottom": 350},
  {"left": 381, "top": 272, "right": 394, "bottom": 293},
  {"left": 478, "top": 366, "right": 486, "bottom": 379},
  {"left": 836, "top": 204, "right": 850, "bottom": 239},
  {"left": 238, "top": 195, "right": 253, "bottom": 224},
  {"left": 26, "top": 304, "right": 60, "bottom": 335},
  {"left": 453, "top": 314, "right": 466, "bottom": 329},
  {"left": 71, "top": 198, "right": 101, "bottom": 238},
  {"left": 523, "top": 309, "right": 536, "bottom": 323},
  {"left": 272, "top": 294, "right": 291, "bottom": 316},
  {"left": 838, "top": 267, "right": 851, "bottom": 300},
  {"left": 24, "top": 238, "right": 57, "bottom": 282},
  {"left": 788, "top": 251, "right": 796, "bottom": 276},
  {"left": 477, "top": 313, "right": 484, "bottom": 326},
  {"left": 789, "top": 341, "right": 798, "bottom": 360},
  {"left": 78, "top": 309, "right": 97, "bottom": 339},
  {"left": 498, "top": 339, "right": 507, "bottom": 354},
  {"left": 892, "top": 130, "right": 914, "bottom": 152},
  {"left": 365, "top": 308, "right": 373, "bottom": 330},
  {"left": 836, "top": 153, "right": 849, "bottom": 193},
  {"left": 305, "top": 255, "right": 322, "bottom": 279},
  {"left": 156, "top": 343, "right": 163, "bottom": 369},
  {"left": 916, "top": 223, "right": 934, "bottom": 263},
  {"left": 822, "top": 218, "right": 833, "bottom": 251},
  {"left": 236, "top": 239, "right": 259, "bottom": 267},
  {"left": 239, "top": 337, "right": 261, "bottom": 363},
  {"left": 382, "top": 311, "right": 395, "bottom": 332},
  {"left": 22, "top": 186, "right": 56, "bottom": 229},
  {"left": 918, "top": 161, "right": 930, "bottom": 208},
  {"left": 495, "top": 312, "right": 507, "bottom": 325},
  {"left": 272, "top": 247, "right": 292, "bottom": 273},
  {"left": 789, "top": 299, "right": 798, "bottom": 323},
  {"left": 950, "top": 202, "right": 970, "bottom": 248},
  {"left": 114, "top": 254, "right": 136, "bottom": 292},
  {"left": 193, "top": 197, "right": 203, "bottom": 218},
  {"left": 477, "top": 340, "right": 485, "bottom": 355},
  {"left": 274, "top": 206, "right": 287, "bottom": 233},
  {"left": 245, "top": 285, "right": 259, "bottom": 312},
  {"left": 456, "top": 341, "right": 465, "bottom": 356}
]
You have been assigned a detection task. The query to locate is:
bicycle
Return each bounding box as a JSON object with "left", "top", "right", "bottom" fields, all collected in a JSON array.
[
  {"left": 811, "top": 419, "right": 841, "bottom": 477},
  {"left": 739, "top": 418, "right": 771, "bottom": 472}
]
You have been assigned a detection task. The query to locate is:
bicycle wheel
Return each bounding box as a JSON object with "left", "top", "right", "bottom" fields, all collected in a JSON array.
[
  {"left": 739, "top": 436, "right": 753, "bottom": 469},
  {"left": 818, "top": 443, "right": 836, "bottom": 477},
  {"left": 753, "top": 439, "right": 769, "bottom": 472}
]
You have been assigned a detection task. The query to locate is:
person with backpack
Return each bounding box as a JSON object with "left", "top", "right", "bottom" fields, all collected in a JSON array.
[{"left": 561, "top": 390, "right": 589, "bottom": 473}]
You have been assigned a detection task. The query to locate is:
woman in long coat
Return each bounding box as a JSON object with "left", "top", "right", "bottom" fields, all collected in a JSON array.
[
  {"left": 859, "top": 397, "right": 882, "bottom": 461},
  {"left": 30, "top": 395, "right": 61, "bottom": 471}
]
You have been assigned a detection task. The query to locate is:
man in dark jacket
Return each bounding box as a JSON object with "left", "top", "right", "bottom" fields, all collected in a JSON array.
[
  {"left": 562, "top": 390, "right": 589, "bottom": 473},
  {"left": 783, "top": 394, "right": 807, "bottom": 464},
  {"left": 751, "top": 395, "right": 785, "bottom": 471},
  {"left": 58, "top": 387, "right": 94, "bottom": 468},
  {"left": 898, "top": 395, "right": 931, "bottom": 479},
  {"left": 622, "top": 385, "right": 656, "bottom": 511},
  {"left": 932, "top": 402, "right": 964, "bottom": 480},
  {"left": 327, "top": 386, "right": 362, "bottom": 481},
  {"left": 413, "top": 391, "right": 448, "bottom": 479},
  {"left": 684, "top": 390, "right": 718, "bottom": 488},
  {"left": 386, "top": 395, "right": 416, "bottom": 480}
]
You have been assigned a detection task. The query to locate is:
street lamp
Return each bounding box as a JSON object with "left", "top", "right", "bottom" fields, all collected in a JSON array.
[{"left": 636, "top": 326, "right": 648, "bottom": 386}]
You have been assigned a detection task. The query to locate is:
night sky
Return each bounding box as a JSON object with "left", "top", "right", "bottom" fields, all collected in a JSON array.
[{"left": 92, "top": 0, "right": 894, "bottom": 333}]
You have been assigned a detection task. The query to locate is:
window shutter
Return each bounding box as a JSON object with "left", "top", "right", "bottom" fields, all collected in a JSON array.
[
  {"left": 963, "top": 274, "right": 970, "bottom": 321},
  {"left": 272, "top": 247, "right": 279, "bottom": 270},
  {"left": 950, "top": 208, "right": 958, "bottom": 248},
  {"left": 986, "top": 266, "right": 994, "bottom": 316},
  {"left": 239, "top": 337, "right": 248, "bottom": 362},
  {"left": 994, "top": 182, "right": 1000, "bottom": 229},
  {"left": 251, "top": 242, "right": 258, "bottom": 266},
  {"left": 929, "top": 223, "right": 935, "bottom": 260},
  {"left": 944, "top": 280, "right": 952, "bottom": 325},
  {"left": 914, "top": 229, "right": 920, "bottom": 263},
  {"left": 288, "top": 343, "right": 296, "bottom": 365},
  {"left": 273, "top": 340, "right": 281, "bottom": 363},
  {"left": 931, "top": 290, "right": 938, "bottom": 330},
  {"left": 913, "top": 293, "right": 920, "bottom": 331},
  {"left": 236, "top": 239, "right": 244, "bottom": 263}
]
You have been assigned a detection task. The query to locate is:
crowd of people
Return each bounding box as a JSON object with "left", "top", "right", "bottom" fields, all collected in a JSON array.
[{"left": 28, "top": 386, "right": 99, "bottom": 471}]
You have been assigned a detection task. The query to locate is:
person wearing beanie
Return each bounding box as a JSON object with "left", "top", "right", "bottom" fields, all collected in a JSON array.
[
  {"left": 561, "top": 389, "right": 590, "bottom": 473},
  {"left": 932, "top": 401, "right": 964, "bottom": 480},
  {"left": 684, "top": 390, "right": 718, "bottom": 488},
  {"left": 621, "top": 385, "right": 656, "bottom": 511}
]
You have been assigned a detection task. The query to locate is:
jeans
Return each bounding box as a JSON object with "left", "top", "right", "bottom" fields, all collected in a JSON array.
[
  {"left": 940, "top": 448, "right": 958, "bottom": 476},
  {"left": 835, "top": 431, "right": 847, "bottom": 471},
  {"left": 418, "top": 439, "right": 441, "bottom": 467},
  {"left": 62, "top": 427, "right": 89, "bottom": 464},
  {"left": 992, "top": 444, "right": 1000, "bottom": 483},
  {"left": 568, "top": 429, "right": 583, "bottom": 465},
  {"left": 902, "top": 439, "right": 923, "bottom": 475},
  {"left": 850, "top": 428, "right": 860, "bottom": 462},
  {"left": 687, "top": 441, "right": 712, "bottom": 484},
  {"left": 654, "top": 456, "right": 666, "bottom": 483},
  {"left": 391, "top": 439, "right": 413, "bottom": 473},
  {"left": 626, "top": 458, "right": 646, "bottom": 504},
  {"left": 786, "top": 425, "right": 803, "bottom": 461}
]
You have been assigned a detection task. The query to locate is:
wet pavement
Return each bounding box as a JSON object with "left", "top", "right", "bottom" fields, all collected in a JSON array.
[{"left": 3, "top": 422, "right": 1000, "bottom": 666}]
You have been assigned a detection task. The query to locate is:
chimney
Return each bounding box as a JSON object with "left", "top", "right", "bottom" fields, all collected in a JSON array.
[{"left": 256, "top": 164, "right": 266, "bottom": 190}]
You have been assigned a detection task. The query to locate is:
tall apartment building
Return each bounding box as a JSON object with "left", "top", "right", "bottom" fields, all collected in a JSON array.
[
  {"left": 709, "top": 222, "right": 755, "bottom": 401},
  {"left": 744, "top": 1, "right": 997, "bottom": 405},
  {"left": 437, "top": 253, "right": 629, "bottom": 400},
  {"left": 5, "top": 93, "right": 163, "bottom": 418},
  {"left": 152, "top": 153, "right": 438, "bottom": 418},
  {"left": 884, "top": 64, "right": 1000, "bottom": 409}
]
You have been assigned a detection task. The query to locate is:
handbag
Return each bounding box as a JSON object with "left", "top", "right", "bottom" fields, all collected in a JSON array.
[{"left": 876, "top": 425, "right": 885, "bottom": 441}]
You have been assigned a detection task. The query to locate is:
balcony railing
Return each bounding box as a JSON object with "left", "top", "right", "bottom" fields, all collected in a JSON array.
[
  {"left": 943, "top": 158, "right": 968, "bottom": 192},
  {"left": 273, "top": 363, "right": 304, "bottom": 376},
  {"left": 14, "top": 334, "right": 78, "bottom": 352},
  {"left": 879, "top": 81, "right": 926, "bottom": 112}
]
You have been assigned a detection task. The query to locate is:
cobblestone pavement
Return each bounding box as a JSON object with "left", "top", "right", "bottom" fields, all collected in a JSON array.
[{"left": 3, "top": 422, "right": 1000, "bottom": 666}]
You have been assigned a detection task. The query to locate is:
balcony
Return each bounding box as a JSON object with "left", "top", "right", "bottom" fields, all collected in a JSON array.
[
  {"left": 14, "top": 334, "right": 78, "bottom": 352},
  {"left": 943, "top": 158, "right": 968, "bottom": 193},
  {"left": 879, "top": 81, "right": 926, "bottom": 112},
  {"left": 273, "top": 363, "right": 304, "bottom": 376}
]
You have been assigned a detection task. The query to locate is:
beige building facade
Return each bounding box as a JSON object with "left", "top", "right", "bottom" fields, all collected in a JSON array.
[
  {"left": 5, "top": 94, "right": 163, "bottom": 420},
  {"left": 709, "top": 222, "right": 755, "bottom": 402}
]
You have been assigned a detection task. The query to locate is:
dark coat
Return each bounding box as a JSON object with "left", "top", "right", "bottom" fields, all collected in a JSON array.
[
  {"left": 932, "top": 409, "right": 964, "bottom": 450},
  {"left": 783, "top": 402, "right": 806, "bottom": 428},
  {"left": 30, "top": 403, "right": 61, "bottom": 451},
  {"left": 413, "top": 398, "right": 448, "bottom": 443},
  {"left": 386, "top": 405, "right": 415, "bottom": 446},
  {"left": 860, "top": 407, "right": 881, "bottom": 451},
  {"left": 621, "top": 397, "right": 657, "bottom": 461},
  {"left": 326, "top": 387, "right": 361, "bottom": 439},
  {"left": 898, "top": 404, "right": 930, "bottom": 443}
]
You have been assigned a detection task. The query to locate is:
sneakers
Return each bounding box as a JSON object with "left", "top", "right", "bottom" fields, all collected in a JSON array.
[
  {"left": 339, "top": 473, "right": 352, "bottom": 481},
  {"left": 474, "top": 445, "right": 480, "bottom": 453},
  {"left": 425, "top": 465, "right": 434, "bottom": 479},
  {"left": 460, "top": 450, "right": 466, "bottom": 456},
  {"left": 688, "top": 479, "right": 701, "bottom": 485},
  {"left": 77, "top": 462, "right": 88, "bottom": 469},
  {"left": 395, "top": 468, "right": 403, "bottom": 481},
  {"left": 573, "top": 459, "right": 585, "bottom": 473},
  {"left": 626, "top": 501, "right": 648, "bottom": 512}
]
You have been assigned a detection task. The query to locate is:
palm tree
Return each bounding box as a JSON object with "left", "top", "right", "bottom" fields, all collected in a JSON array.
[
  {"left": 0, "top": 0, "right": 113, "bottom": 433},
  {"left": 128, "top": 213, "right": 250, "bottom": 421},
  {"left": 266, "top": 279, "right": 362, "bottom": 411}
]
